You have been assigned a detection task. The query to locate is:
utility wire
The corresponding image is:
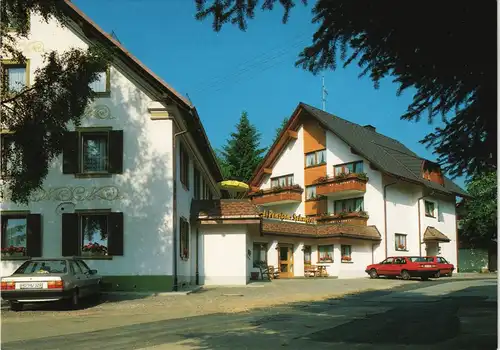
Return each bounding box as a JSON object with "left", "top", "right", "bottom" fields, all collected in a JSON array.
[{"left": 190, "top": 34, "right": 309, "bottom": 94}]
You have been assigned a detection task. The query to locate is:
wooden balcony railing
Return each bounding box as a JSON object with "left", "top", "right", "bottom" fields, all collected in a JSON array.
[
  {"left": 315, "top": 173, "right": 368, "bottom": 196},
  {"left": 315, "top": 211, "right": 369, "bottom": 226},
  {"left": 248, "top": 185, "right": 303, "bottom": 206}
]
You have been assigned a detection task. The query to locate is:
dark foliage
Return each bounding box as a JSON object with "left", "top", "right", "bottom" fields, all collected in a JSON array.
[
  {"left": 218, "top": 111, "right": 266, "bottom": 182},
  {"left": 1, "top": 0, "right": 108, "bottom": 203},
  {"left": 195, "top": 0, "right": 497, "bottom": 179}
]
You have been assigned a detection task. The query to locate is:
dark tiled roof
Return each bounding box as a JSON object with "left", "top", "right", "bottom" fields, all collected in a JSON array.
[
  {"left": 299, "top": 103, "right": 468, "bottom": 197},
  {"left": 423, "top": 226, "right": 451, "bottom": 242},
  {"left": 191, "top": 200, "right": 260, "bottom": 219},
  {"left": 262, "top": 219, "right": 381, "bottom": 241}
]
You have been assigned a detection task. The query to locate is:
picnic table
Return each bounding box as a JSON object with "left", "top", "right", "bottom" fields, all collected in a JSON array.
[{"left": 304, "top": 264, "right": 328, "bottom": 277}]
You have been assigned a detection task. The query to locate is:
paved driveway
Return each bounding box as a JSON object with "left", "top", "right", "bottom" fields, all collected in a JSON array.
[{"left": 1, "top": 275, "right": 497, "bottom": 349}]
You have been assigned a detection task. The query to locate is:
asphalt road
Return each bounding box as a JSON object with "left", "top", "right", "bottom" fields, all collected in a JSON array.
[{"left": 1, "top": 277, "right": 497, "bottom": 350}]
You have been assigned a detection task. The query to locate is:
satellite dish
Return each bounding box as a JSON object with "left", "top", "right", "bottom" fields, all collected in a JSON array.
[{"left": 55, "top": 202, "right": 76, "bottom": 215}]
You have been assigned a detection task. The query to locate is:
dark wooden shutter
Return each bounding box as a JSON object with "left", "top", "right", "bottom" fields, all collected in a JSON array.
[
  {"left": 26, "top": 214, "right": 42, "bottom": 257},
  {"left": 107, "top": 212, "right": 124, "bottom": 256},
  {"left": 62, "top": 132, "right": 79, "bottom": 174},
  {"left": 62, "top": 213, "right": 79, "bottom": 256},
  {"left": 108, "top": 130, "right": 123, "bottom": 174}
]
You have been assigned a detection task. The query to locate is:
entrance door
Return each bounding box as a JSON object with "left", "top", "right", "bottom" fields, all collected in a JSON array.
[{"left": 279, "top": 244, "right": 294, "bottom": 278}]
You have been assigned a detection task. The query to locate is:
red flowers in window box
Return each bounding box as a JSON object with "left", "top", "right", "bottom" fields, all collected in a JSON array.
[
  {"left": 1, "top": 246, "right": 26, "bottom": 256},
  {"left": 397, "top": 244, "right": 406, "bottom": 250},
  {"left": 342, "top": 256, "right": 352, "bottom": 262},
  {"left": 82, "top": 242, "right": 108, "bottom": 255}
]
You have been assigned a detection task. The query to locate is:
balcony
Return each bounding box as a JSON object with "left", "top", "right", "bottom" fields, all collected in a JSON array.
[
  {"left": 248, "top": 185, "right": 303, "bottom": 206},
  {"left": 315, "top": 173, "right": 368, "bottom": 197},
  {"left": 315, "top": 210, "right": 369, "bottom": 226}
]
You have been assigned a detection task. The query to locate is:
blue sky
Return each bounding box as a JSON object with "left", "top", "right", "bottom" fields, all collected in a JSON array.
[{"left": 73, "top": 0, "right": 466, "bottom": 189}]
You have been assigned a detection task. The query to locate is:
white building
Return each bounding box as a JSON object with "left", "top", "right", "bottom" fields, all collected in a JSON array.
[
  {"left": 192, "top": 103, "right": 468, "bottom": 283},
  {"left": 0, "top": 1, "right": 222, "bottom": 292}
]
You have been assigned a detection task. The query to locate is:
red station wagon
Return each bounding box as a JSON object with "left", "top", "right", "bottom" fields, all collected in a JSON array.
[
  {"left": 424, "top": 256, "right": 455, "bottom": 278},
  {"left": 365, "top": 256, "right": 439, "bottom": 281}
]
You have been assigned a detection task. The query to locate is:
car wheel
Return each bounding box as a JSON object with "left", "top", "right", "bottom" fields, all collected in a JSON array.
[
  {"left": 369, "top": 269, "right": 378, "bottom": 279},
  {"left": 434, "top": 271, "right": 441, "bottom": 278},
  {"left": 70, "top": 289, "right": 80, "bottom": 309},
  {"left": 400, "top": 270, "right": 411, "bottom": 280},
  {"left": 10, "top": 302, "right": 23, "bottom": 312},
  {"left": 448, "top": 271, "right": 453, "bottom": 277}
]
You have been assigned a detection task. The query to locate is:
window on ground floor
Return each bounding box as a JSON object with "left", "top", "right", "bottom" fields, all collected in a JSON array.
[
  {"left": 318, "top": 245, "right": 333, "bottom": 263},
  {"left": 303, "top": 245, "right": 312, "bottom": 265},
  {"left": 62, "top": 212, "right": 123, "bottom": 257},
  {"left": 253, "top": 242, "right": 267, "bottom": 267},
  {"left": 179, "top": 217, "right": 189, "bottom": 260},
  {"left": 1, "top": 214, "right": 41, "bottom": 257},
  {"left": 341, "top": 245, "right": 352, "bottom": 262},
  {"left": 395, "top": 233, "right": 407, "bottom": 251}
]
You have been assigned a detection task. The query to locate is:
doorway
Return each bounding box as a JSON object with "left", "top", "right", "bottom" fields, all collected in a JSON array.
[{"left": 279, "top": 244, "right": 294, "bottom": 278}]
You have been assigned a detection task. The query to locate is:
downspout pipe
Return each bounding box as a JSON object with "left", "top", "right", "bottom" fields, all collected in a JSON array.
[
  {"left": 383, "top": 182, "right": 398, "bottom": 259},
  {"left": 195, "top": 227, "right": 199, "bottom": 285},
  {"left": 417, "top": 190, "right": 435, "bottom": 256},
  {"left": 172, "top": 128, "right": 188, "bottom": 292}
]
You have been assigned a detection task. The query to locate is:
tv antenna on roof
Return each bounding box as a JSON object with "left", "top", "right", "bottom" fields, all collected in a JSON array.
[
  {"left": 110, "top": 30, "right": 121, "bottom": 44},
  {"left": 322, "top": 75, "right": 328, "bottom": 111}
]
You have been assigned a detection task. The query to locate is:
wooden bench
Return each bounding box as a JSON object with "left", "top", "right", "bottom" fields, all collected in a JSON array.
[
  {"left": 304, "top": 265, "right": 328, "bottom": 277},
  {"left": 259, "top": 264, "right": 280, "bottom": 280}
]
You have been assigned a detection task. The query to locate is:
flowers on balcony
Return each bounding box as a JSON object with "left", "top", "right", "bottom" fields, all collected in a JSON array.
[
  {"left": 341, "top": 256, "right": 352, "bottom": 262},
  {"left": 319, "top": 254, "right": 333, "bottom": 262},
  {"left": 314, "top": 172, "right": 368, "bottom": 184},
  {"left": 1, "top": 246, "right": 26, "bottom": 256},
  {"left": 396, "top": 244, "right": 406, "bottom": 251},
  {"left": 249, "top": 184, "right": 303, "bottom": 197}
]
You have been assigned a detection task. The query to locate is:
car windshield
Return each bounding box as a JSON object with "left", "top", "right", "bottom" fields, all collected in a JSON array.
[
  {"left": 14, "top": 260, "right": 68, "bottom": 274},
  {"left": 408, "top": 257, "right": 428, "bottom": 262}
]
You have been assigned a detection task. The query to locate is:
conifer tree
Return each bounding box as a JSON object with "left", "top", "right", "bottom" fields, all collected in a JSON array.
[
  {"left": 218, "top": 111, "right": 266, "bottom": 182},
  {"left": 271, "top": 117, "right": 289, "bottom": 145}
]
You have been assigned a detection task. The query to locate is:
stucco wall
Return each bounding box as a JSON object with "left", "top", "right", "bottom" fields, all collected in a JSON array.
[{"left": 198, "top": 224, "right": 248, "bottom": 285}]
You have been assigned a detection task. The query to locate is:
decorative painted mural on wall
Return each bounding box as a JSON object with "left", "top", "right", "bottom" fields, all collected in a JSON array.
[
  {"left": 83, "top": 105, "right": 115, "bottom": 120},
  {"left": 1, "top": 186, "right": 122, "bottom": 202}
]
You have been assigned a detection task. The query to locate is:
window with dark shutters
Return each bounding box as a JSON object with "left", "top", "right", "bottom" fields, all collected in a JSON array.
[
  {"left": 62, "top": 129, "right": 123, "bottom": 176},
  {"left": 180, "top": 143, "right": 189, "bottom": 189},
  {"left": 61, "top": 211, "right": 124, "bottom": 258},
  {"left": 193, "top": 167, "right": 201, "bottom": 199},
  {"left": 1, "top": 213, "right": 42, "bottom": 258},
  {"left": 179, "top": 217, "right": 189, "bottom": 260}
]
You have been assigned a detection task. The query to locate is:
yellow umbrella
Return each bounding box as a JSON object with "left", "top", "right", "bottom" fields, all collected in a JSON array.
[{"left": 218, "top": 180, "right": 250, "bottom": 199}]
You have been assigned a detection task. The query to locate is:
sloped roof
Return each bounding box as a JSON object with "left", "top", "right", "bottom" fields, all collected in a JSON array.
[
  {"left": 60, "top": 1, "right": 222, "bottom": 182},
  {"left": 298, "top": 103, "right": 468, "bottom": 197},
  {"left": 262, "top": 219, "right": 381, "bottom": 241},
  {"left": 423, "top": 226, "right": 451, "bottom": 242},
  {"left": 191, "top": 200, "right": 261, "bottom": 219}
]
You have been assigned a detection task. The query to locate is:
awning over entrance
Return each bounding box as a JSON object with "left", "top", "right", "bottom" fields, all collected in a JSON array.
[
  {"left": 423, "top": 226, "right": 451, "bottom": 243},
  {"left": 262, "top": 219, "right": 382, "bottom": 241}
]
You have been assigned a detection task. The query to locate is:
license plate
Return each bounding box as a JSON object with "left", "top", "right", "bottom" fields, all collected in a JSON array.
[{"left": 18, "top": 282, "right": 43, "bottom": 289}]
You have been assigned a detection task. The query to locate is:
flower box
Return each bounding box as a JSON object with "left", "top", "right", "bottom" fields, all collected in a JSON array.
[
  {"left": 1, "top": 251, "right": 25, "bottom": 257},
  {"left": 82, "top": 251, "right": 106, "bottom": 257},
  {"left": 341, "top": 256, "right": 352, "bottom": 262}
]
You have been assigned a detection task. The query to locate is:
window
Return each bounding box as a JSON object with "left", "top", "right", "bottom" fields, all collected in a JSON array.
[
  {"left": 305, "top": 149, "right": 326, "bottom": 167},
  {"left": 1, "top": 133, "right": 22, "bottom": 178},
  {"left": 395, "top": 233, "right": 407, "bottom": 251},
  {"left": 424, "top": 200, "right": 435, "bottom": 217},
  {"left": 179, "top": 217, "right": 189, "bottom": 260},
  {"left": 15, "top": 260, "right": 67, "bottom": 274},
  {"left": 305, "top": 186, "right": 317, "bottom": 200},
  {"left": 303, "top": 245, "right": 311, "bottom": 265},
  {"left": 334, "top": 197, "right": 364, "bottom": 214},
  {"left": 1, "top": 214, "right": 41, "bottom": 258},
  {"left": 270, "top": 174, "right": 294, "bottom": 188},
  {"left": 81, "top": 214, "right": 108, "bottom": 255},
  {"left": 62, "top": 130, "right": 123, "bottom": 176},
  {"left": 318, "top": 245, "right": 333, "bottom": 263},
  {"left": 180, "top": 143, "right": 189, "bottom": 189},
  {"left": 75, "top": 260, "right": 91, "bottom": 274},
  {"left": 341, "top": 245, "right": 352, "bottom": 262},
  {"left": 381, "top": 257, "right": 394, "bottom": 264},
  {"left": 194, "top": 167, "right": 201, "bottom": 200},
  {"left": 89, "top": 69, "right": 110, "bottom": 95},
  {"left": 203, "top": 178, "right": 211, "bottom": 199},
  {"left": 253, "top": 243, "right": 268, "bottom": 267},
  {"left": 62, "top": 212, "right": 123, "bottom": 257},
  {"left": 70, "top": 260, "right": 83, "bottom": 274},
  {"left": 334, "top": 161, "right": 363, "bottom": 176},
  {"left": 1, "top": 61, "right": 28, "bottom": 93}
]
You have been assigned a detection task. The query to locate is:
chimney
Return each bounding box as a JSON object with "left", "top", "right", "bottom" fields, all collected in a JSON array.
[{"left": 363, "top": 124, "right": 376, "bottom": 132}]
